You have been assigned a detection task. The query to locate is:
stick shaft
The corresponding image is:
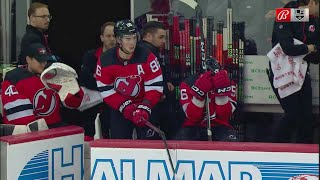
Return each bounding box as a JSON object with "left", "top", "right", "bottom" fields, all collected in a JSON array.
[{"left": 145, "top": 122, "right": 175, "bottom": 176}]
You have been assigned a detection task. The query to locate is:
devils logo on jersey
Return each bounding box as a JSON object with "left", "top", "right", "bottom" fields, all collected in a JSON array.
[
  {"left": 33, "top": 88, "right": 57, "bottom": 116},
  {"left": 308, "top": 25, "right": 315, "bottom": 32},
  {"left": 114, "top": 75, "right": 142, "bottom": 97}
]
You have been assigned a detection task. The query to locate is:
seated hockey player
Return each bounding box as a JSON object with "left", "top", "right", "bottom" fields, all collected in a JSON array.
[
  {"left": 96, "top": 19, "right": 164, "bottom": 139},
  {"left": 175, "top": 58, "right": 238, "bottom": 141},
  {"left": 1, "top": 43, "right": 84, "bottom": 129}
]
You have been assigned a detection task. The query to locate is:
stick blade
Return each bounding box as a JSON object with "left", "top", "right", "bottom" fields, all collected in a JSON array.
[{"left": 179, "top": 0, "right": 198, "bottom": 10}]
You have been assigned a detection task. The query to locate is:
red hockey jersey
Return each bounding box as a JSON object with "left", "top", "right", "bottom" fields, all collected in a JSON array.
[
  {"left": 96, "top": 45, "right": 163, "bottom": 110},
  {"left": 1, "top": 68, "right": 62, "bottom": 125},
  {"left": 1, "top": 67, "right": 82, "bottom": 125},
  {"left": 179, "top": 74, "right": 237, "bottom": 127}
]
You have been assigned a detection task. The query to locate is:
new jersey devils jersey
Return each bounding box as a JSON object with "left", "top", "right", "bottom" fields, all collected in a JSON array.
[
  {"left": 96, "top": 45, "right": 163, "bottom": 110},
  {"left": 179, "top": 74, "right": 237, "bottom": 127},
  {"left": 1, "top": 67, "right": 61, "bottom": 125}
]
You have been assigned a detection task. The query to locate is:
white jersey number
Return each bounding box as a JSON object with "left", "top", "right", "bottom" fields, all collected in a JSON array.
[
  {"left": 96, "top": 65, "right": 101, "bottom": 77},
  {"left": 150, "top": 59, "right": 160, "bottom": 73},
  {"left": 4, "top": 85, "right": 18, "bottom": 96},
  {"left": 180, "top": 89, "right": 188, "bottom": 100}
]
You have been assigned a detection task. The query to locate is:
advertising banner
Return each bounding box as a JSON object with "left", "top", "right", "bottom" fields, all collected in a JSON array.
[
  {"left": 90, "top": 140, "right": 319, "bottom": 180},
  {"left": 0, "top": 125, "right": 84, "bottom": 180}
]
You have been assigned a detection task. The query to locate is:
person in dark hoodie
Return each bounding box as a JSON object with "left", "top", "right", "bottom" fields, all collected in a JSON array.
[
  {"left": 139, "top": 21, "right": 177, "bottom": 139},
  {"left": 269, "top": 0, "right": 319, "bottom": 143},
  {"left": 19, "top": 2, "right": 55, "bottom": 65}
]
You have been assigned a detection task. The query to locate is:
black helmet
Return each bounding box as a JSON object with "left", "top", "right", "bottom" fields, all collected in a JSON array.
[
  {"left": 205, "top": 57, "right": 220, "bottom": 73},
  {"left": 114, "top": 19, "right": 137, "bottom": 37}
]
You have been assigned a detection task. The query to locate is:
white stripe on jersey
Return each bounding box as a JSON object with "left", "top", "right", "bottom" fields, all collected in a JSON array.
[
  {"left": 191, "top": 97, "right": 205, "bottom": 108},
  {"left": 3, "top": 99, "right": 32, "bottom": 110},
  {"left": 228, "top": 97, "right": 237, "bottom": 112},
  {"left": 229, "top": 97, "right": 237, "bottom": 104},
  {"left": 96, "top": 80, "right": 115, "bottom": 98},
  {"left": 100, "top": 89, "right": 116, "bottom": 98},
  {"left": 96, "top": 80, "right": 112, "bottom": 88},
  {"left": 6, "top": 109, "right": 34, "bottom": 121},
  {"left": 145, "top": 86, "right": 163, "bottom": 93},
  {"left": 182, "top": 103, "right": 190, "bottom": 119},
  {"left": 144, "top": 74, "right": 163, "bottom": 85}
]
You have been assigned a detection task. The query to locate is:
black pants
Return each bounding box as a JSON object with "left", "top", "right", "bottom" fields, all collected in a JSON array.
[
  {"left": 173, "top": 125, "right": 238, "bottom": 141},
  {"left": 81, "top": 104, "right": 110, "bottom": 138},
  {"left": 268, "top": 66, "right": 315, "bottom": 143},
  {"left": 48, "top": 121, "right": 69, "bottom": 129},
  {"left": 109, "top": 108, "right": 161, "bottom": 140},
  {"left": 158, "top": 92, "right": 183, "bottom": 140}
]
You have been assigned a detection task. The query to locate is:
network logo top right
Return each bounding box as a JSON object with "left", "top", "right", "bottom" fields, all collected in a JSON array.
[{"left": 276, "top": 8, "right": 309, "bottom": 22}]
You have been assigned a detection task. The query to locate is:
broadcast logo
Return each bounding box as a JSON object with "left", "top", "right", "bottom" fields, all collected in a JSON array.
[{"left": 276, "top": 8, "right": 309, "bottom": 22}]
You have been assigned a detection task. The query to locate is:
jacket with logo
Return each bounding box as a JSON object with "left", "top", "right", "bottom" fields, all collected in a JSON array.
[{"left": 271, "top": 1, "right": 319, "bottom": 64}]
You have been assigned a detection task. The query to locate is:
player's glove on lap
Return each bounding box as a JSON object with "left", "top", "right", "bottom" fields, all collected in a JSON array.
[
  {"left": 119, "top": 100, "right": 137, "bottom": 121},
  {"left": 131, "top": 104, "right": 151, "bottom": 127},
  {"left": 212, "top": 70, "right": 231, "bottom": 96},
  {"left": 191, "top": 71, "right": 214, "bottom": 100}
]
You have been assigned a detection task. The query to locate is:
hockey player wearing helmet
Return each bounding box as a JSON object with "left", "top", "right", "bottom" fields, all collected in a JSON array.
[
  {"left": 114, "top": 19, "right": 139, "bottom": 57},
  {"left": 175, "top": 57, "right": 239, "bottom": 141},
  {"left": 96, "top": 19, "right": 164, "bottom": 139}
]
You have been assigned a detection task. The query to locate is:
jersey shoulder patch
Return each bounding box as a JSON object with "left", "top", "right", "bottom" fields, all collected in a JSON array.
[{"left": 4, "top": 67, "right": 33, "bottom": 85}]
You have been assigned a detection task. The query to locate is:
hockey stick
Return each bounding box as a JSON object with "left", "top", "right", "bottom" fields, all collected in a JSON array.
[
  {"left": 179, "top": 0, "right": 213, "bottom": 141},
  {"left": 216, "top": 21, "right": 223, "bottom": 67},
  {"left": 227, "top": 0, "right": 233, "bottom": 65},
  {"left": 195, "top": 0, "right": 212, "bottom": 141},
  {"left": 145, "top": 121, "right": 176, "bottom": 177}
]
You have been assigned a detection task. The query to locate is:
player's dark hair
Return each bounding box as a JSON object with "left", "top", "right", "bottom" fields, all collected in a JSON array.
[{"left": 141, "top": 21, "right": 166, "bottom": 38}]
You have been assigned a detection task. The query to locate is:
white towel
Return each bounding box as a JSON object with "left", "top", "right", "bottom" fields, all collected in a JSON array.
[
  {"left": 267, "top": 39, "right": 308, "bottom": 98},
  {"left": 78, "top": 87, "right": 103, "bottom": 112}
]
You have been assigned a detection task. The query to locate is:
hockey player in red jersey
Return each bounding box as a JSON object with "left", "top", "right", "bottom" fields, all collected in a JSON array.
[
  {"left": 96, "top": 19, "right": 164, "bottom": 139},
  {"left": 175, "top": 59, "right": 238, "bottom": 141},
  {"left": 1, "top": 43, "right": 82, "bottom": 128}
]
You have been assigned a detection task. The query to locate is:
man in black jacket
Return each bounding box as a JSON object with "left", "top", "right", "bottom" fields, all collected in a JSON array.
[
  {"left": 139, "top": 21, "right": 177, "bottom": 139},
  {"left": 19, "top": 2, "right": 54, "bottom": 65},
  {"left": 139, "top": 21, "right": 174, "bottom": 93},
  {"left": 270, "top": 0, "right": 319, "bottom": 143}
]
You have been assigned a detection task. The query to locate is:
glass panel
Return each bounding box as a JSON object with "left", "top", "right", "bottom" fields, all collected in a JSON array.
[{"left": 134, "top": 0, "right": 296, "bottom": 55}]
